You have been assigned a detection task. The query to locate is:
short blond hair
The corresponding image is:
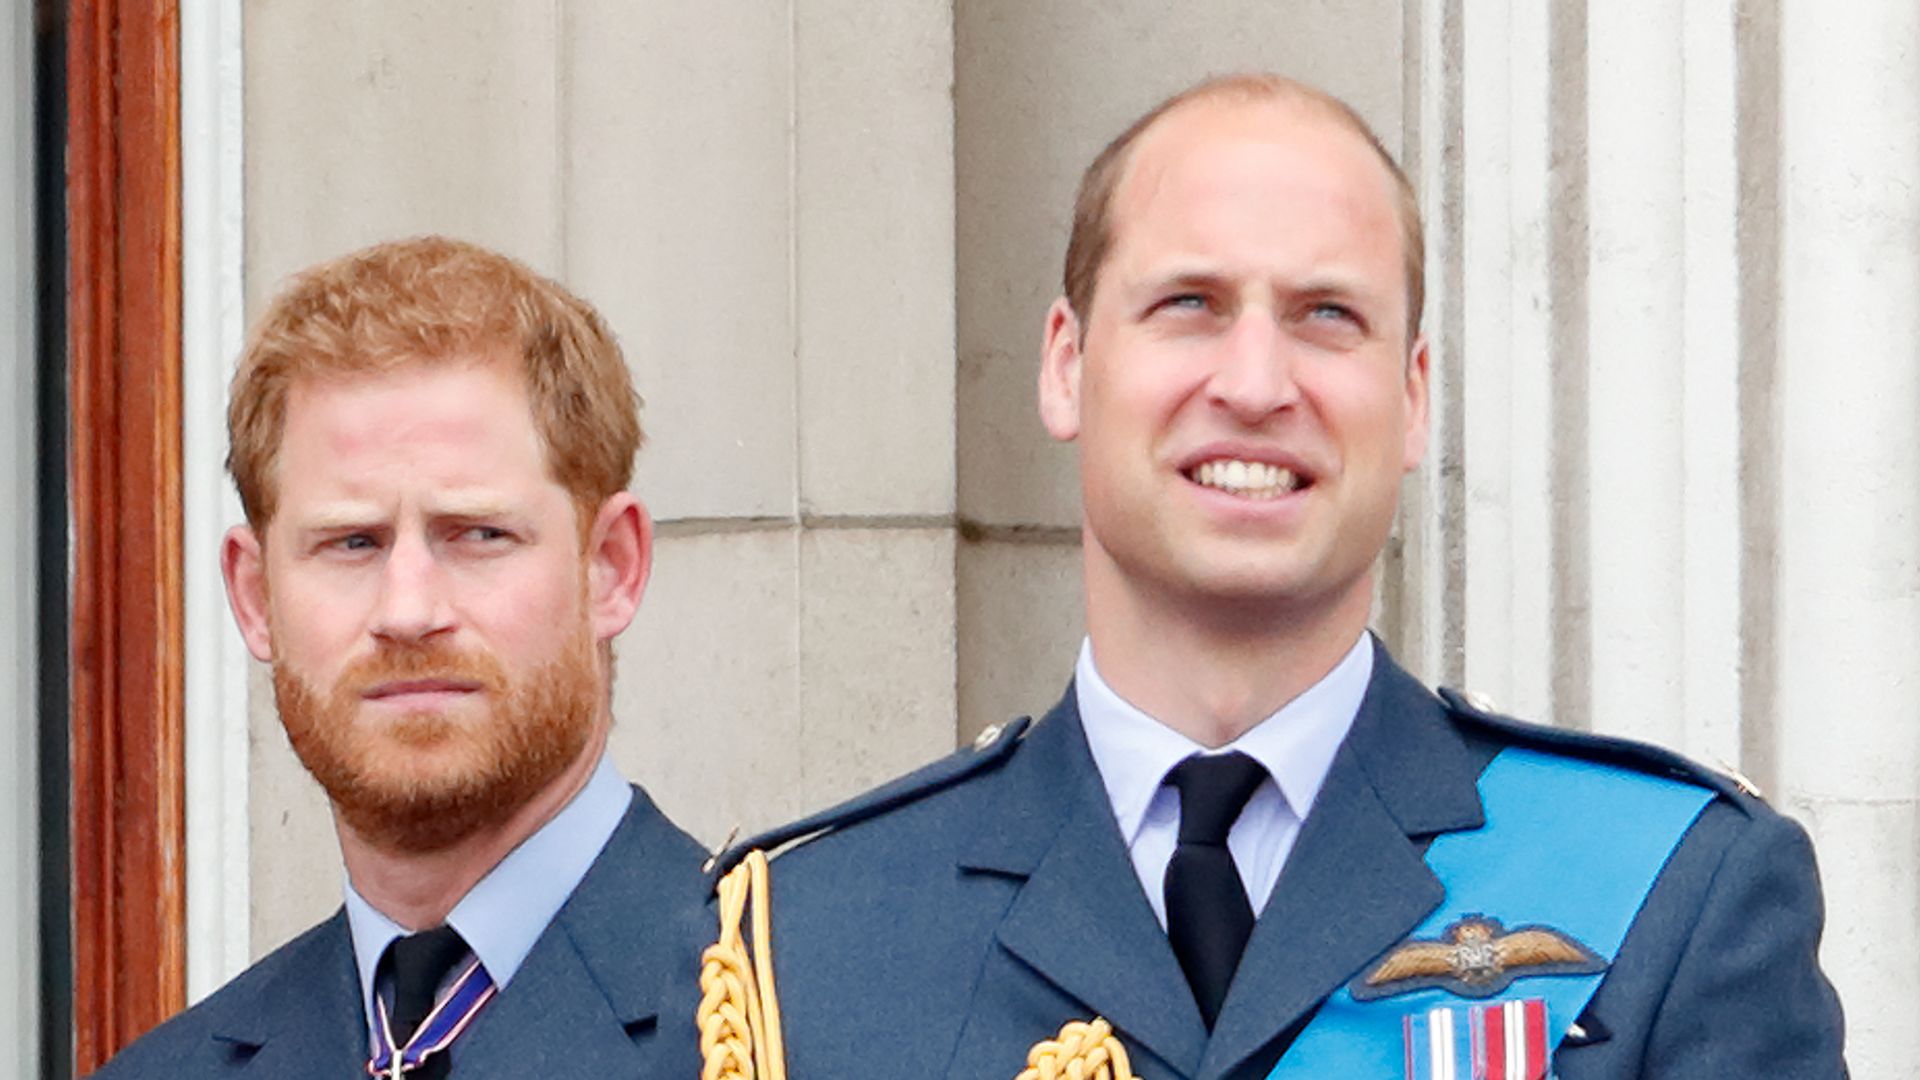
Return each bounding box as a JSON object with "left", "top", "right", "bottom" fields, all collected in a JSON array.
[
  {"left": 1063, "top": 73, "right": 1425, "bottom": 338},
  {"left": 228, "top": 236, "right": 642, "bottom": 529}
]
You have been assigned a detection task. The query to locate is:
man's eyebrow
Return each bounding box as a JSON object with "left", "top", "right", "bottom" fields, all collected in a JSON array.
[
  {"left": 1292, "top": 274, "right": 1375, "bottom": 298},
  {"left": 1133, "top": 265, "right": 1230, "bottom": 292},
  {"left": 1127, "top": 266, "right": 1381, "bottom": 299},
  {"left": 289, "top": 504, "right": 385, "bottom": 533},
  {"left": 425, "top": 493, "right": 521, "bottom": 520}
]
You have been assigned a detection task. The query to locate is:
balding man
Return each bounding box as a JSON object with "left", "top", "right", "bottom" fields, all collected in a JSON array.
[{"left": 702, "top": 75, "right": 1845, "bottom": 1080}]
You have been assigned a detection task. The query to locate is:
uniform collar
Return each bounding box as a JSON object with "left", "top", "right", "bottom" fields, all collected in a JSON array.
[
  {"left": 343, "top": 751, "right": 633, "bottom": 1035},
  {"left": 1075, "top": 632, "right": 1372, "bottom": 844}
]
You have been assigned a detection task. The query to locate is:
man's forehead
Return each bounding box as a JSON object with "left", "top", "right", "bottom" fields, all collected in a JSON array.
[
  {"left": 272, "top": 359, "right": 553, "bottom": 496},
  {"left": 1116, "top": 96, "right": 1397, "bottom": 224},
  {"left": 1089, "top": 96, "right": 1408, "bottom": 309}
]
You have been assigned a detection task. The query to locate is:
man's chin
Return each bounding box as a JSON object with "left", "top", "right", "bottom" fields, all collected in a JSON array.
[
  {"left": 318, "top": 722, "right": 593, "bottom": 853},
  {"left": 1157, "top": 552, "right": 1370, "bottom": 624},
  {"left": 331, "top": 767, "right": 528, "bottom": 854}
]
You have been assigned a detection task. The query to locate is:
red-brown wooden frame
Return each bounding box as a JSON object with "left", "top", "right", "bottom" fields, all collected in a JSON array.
[{"left": 66, "top": 0, "right": 187, "bottom": 1072}]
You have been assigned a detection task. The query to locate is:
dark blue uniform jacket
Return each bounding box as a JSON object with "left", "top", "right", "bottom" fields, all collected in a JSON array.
[
  {"left": 93, "top": 786, "right": 708, "bottom": 1080},
  {"left": 716, "top": 642, "right": 1846, "bottom": 1079}
]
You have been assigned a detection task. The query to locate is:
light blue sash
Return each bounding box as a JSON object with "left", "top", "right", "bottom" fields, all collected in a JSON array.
[{"left": 1266, "top": 747, "right": 1713, "bottom": 1077}]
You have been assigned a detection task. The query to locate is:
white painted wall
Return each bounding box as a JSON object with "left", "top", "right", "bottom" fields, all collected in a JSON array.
[
  {"left": 180, "top": 0, "right": 252, "bottom": 998},
  {"left": 0, "top": 0, "right": 39, "bottom": 1071}
]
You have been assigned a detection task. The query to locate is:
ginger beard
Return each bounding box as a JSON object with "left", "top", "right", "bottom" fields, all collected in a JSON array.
[{"left": 272, "top": 621, "right": 601, "bottom": 854}]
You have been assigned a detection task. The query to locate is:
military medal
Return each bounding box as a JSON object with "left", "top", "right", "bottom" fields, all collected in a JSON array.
[
  {"left": 1402, "top": 999, "right": 1548, "bottom": 1080},
  {"left": 365, "top": 958, "right": 498, "bottom": 1077}
]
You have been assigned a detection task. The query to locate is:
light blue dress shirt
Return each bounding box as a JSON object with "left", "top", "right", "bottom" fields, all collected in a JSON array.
[
  {"left": 1076, "top": 633, "right": 1372, "bottom": 927},
  {"left": 343, "top": 750, "right": 633, "bottom": 1048}
]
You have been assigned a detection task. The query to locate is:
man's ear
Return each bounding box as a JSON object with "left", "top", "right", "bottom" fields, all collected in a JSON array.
[
  {"left": 1402, "top": 334, "right": 1432, "bottom": 472},
  {"left": 1038, "top": 297, "right": 1086, "bottom": 442},
  {"left": 222, "top": 525, "right": 275, "bottom": 662},
  {"left": 585, "top": 492, "right": 651, "bottom": 643}
]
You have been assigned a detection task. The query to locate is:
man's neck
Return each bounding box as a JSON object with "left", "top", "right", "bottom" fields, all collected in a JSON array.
[
  {"left": 337, "top": 728, "right": 608, "bottom": 931},
  {"left": 1084, "top": 565, "right": 1372, "bottom": 749}
]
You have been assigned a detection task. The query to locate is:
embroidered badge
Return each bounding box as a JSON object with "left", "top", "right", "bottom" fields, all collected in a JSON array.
[
  {"left": 1403, "top": 999, "right": 1549, "bottom": 1080},
  {"left": 1353, "top": 915, "right": 1604, "bottom": 1002}
]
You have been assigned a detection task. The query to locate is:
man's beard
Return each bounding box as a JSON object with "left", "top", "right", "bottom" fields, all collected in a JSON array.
[{"left": 272, "top": 627, "right": 600, "bottom": 853}]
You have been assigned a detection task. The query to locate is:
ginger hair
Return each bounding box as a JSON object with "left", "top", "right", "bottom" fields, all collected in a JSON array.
[{"left": 227, "top": 236, "right": 642, "bottom": 529}]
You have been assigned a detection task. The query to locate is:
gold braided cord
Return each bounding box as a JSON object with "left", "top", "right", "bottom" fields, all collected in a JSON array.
[
  {"left": 1016, "top": 1017, "right": 1135, "bottom": 1080},
  {"left": 698, "top": 851, "right": 786, "bottom": 1080},
  {"left": 696, "top": 849, "right": 1126, "bottom": 1080}
]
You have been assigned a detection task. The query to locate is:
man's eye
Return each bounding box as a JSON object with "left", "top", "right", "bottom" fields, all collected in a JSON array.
[
  {"left": 1308, "top": 301, "right": 1358, "bottom": 323},
  {"left": 1158, "top": 293, "right": 1209, "bottom": 312},
  {"left": 459, "top": 525, "right": 512, "bottom": 543},
  {"left": 324, "top": 533, "right": 379, "bottom": 554}
]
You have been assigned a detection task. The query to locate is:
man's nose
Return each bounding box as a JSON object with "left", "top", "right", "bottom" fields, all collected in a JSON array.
[
  {"left": 369, "top": 533, "right": 455, "bottom": 643},
  {"left": 1206, "top": 312, "right": 1301, "bottom": 423}
]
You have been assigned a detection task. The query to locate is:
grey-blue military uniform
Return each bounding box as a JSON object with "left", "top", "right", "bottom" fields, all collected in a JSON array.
[
  {"left": 712, "top": 640, "right": 1846, "bottom": 1079},
  {"left": 93, "top": 788, "right": 707, "bottom": 1079}
]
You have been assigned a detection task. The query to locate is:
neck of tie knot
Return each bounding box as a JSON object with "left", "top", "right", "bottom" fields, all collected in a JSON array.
[
  {"left": 384, "top": 925, "right": 470, "bottom": 1045},
  {"left": 1167, "top": 751, "right": 1268, "bottom": 846}
]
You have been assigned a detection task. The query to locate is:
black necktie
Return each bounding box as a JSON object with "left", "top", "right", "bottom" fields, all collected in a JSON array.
[
  {"left": 380, "top": 925, "right": 470, "bottom": 1079},
  {"left": 1163, "top": 751, "right": 1268, "bottom": 1029}
]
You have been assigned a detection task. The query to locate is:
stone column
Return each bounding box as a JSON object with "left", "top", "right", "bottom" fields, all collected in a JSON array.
[
  {"left": 1776, "top": 1, "right": 1920, "bottom": 1070},
  {"left": 1401, "top": 0, "right": 1919, "bottom": 1066}
]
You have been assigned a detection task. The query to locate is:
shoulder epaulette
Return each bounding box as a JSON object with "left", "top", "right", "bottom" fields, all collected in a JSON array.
[
  {"left": 704, "top": 715, "right": 1032, "bottom": 892},
  {"left": 1437, "top": 687, "right": 1765, "bottom": 811}
]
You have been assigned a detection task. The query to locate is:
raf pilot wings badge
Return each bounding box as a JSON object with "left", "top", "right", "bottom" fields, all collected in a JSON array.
[{"left": 1350, "top": 915, "right": 1606, "bottom": 1002}]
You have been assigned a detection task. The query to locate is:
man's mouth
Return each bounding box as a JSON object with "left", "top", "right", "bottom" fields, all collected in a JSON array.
[
  {"left": 362, "top": 678, "right": 484, "bottom": 701},
  {"left": 1185, "top": 458, "right": 1308, "bottom": 500}
]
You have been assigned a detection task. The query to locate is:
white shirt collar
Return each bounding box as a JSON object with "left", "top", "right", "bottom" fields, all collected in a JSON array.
[
  {"left": 1076, "top": 633, "right": 1373, "bottom": 845},
  {"left": 344, "top": 750, "right": 632, "bottom": 1034}
]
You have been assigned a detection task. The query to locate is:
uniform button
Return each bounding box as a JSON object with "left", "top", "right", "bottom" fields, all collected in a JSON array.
[{"left": 972, "top": 723, "right": 1003, "bottom": 751}]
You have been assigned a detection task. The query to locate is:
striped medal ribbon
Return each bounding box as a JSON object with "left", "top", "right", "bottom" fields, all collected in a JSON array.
[
  {"left": 365, "top": 958, "right": 498, "bottom": 1079},
  {"left": 1403, "top": 999, "right": 1549, "bottom": 1080}
]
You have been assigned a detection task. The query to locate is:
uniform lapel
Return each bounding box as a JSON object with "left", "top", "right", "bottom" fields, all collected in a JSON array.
[
  {"left": 1199, "top": 644, "right": 1487, "bottom": 1080},
  {"left": 961, "top": 692, "right": 1211, "bottom": 1078},
  {"left": 455, "top": 788, "right": 706, "bottom": 1078},
  {"left": 206, "top": 913, "right": 367, "bottom": 1077}
]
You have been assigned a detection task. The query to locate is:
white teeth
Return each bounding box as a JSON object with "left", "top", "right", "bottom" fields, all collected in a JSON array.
[{"left": 1191, "top": 458, "right": 1301, "bottom": 499}]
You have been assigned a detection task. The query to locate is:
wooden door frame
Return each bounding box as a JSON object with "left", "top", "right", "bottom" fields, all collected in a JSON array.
[{"left": 66, "top": 0, "right": 187, "bottom": 1072}]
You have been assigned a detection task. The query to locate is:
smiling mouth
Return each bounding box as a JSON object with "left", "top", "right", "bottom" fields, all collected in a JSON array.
[{"left": 1186, "top": 459, "right": 1308, "bottom": 500}]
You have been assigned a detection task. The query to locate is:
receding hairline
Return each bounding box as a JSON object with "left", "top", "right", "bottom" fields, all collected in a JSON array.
[
  {"left": 1123, "top": 82, "right": 1396, "bottom": 192},
  {"left": 1064, "top": 73, "right": 1426, "bottom": 338}
]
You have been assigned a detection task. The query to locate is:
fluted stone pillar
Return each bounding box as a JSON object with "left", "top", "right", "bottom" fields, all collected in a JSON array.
[
  {"left": 1774, "top": 3, "right": 1920, "bottom": 1071},
  {"left": 1396, "top": 0, "right": 1919, "bottom": 1068}
]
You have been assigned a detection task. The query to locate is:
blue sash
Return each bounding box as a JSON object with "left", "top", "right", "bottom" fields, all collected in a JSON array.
[{"left": 1266, "top": 747, "right": 1713, "bottom": 1078}]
